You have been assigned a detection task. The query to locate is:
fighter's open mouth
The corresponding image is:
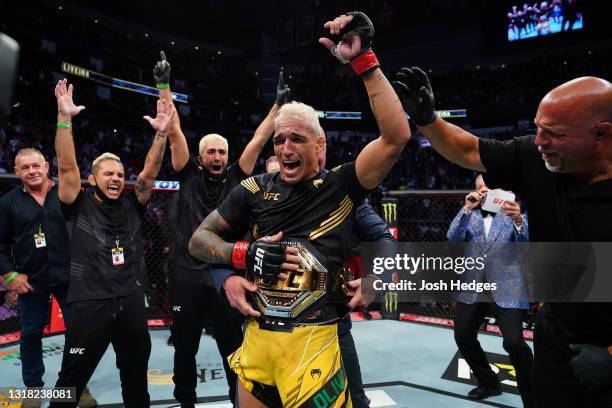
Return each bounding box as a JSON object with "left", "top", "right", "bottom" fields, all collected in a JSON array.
[{"left": 284, "top": 160, "right": 300, "bottom": 170}]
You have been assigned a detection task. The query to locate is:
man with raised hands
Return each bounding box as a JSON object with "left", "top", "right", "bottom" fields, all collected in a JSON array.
[
  {"left": 188, "top": 12, "right": 410, "bottom": 408},
  {"left": 152, "top": 52, "right": 289, "bottom": 407},
  {"left": 49, "top": 79, "right": 173, "bottom": 407},
  {"left": 393, "top": 67, "right": 612, "bottom": 407}
]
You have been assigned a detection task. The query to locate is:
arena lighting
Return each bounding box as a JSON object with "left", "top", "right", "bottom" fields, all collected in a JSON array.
[
  {"left": 61, "top": 61, "right": 189, "bottom": 103},
  {"left": 436, "top": 108, "right": 467, "bottom": 118},
  {"left": 316, "top": 111, "right": 362, "bottom": 120},
  {"left": 315, "top": 109, "right": 467, "bottom": 120}
]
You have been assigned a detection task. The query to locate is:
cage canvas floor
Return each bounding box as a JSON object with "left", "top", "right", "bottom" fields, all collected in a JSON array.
[{"left": 0, "top": 320, "right": 529, "bottom": 407}]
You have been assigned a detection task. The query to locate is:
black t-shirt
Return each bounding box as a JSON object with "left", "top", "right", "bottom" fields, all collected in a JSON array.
[
  {"left": 218, "top": 162, "right": 369, "bottom": 272},
  {"left": 62, "top": 190, "right": 148, "bottom": 303},
  {"left": 174, "top": 159, "right": 246, "bottom": 271},
  {"left": 479, "top": 135, "right": 612, "bottom": 343}
]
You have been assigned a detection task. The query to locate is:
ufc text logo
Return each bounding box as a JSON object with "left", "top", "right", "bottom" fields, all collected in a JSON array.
[
  {"left": 172, "top": 306, "right": 182, "bottom": 312},
  {"left": 69, "top": 348, "right": 85, "bottom": 355},
  {"left": 254, "top": 248, "right": 265, "bottom": 275},
  {"left": 263, "top": 192, "right": 281, "bottom": 201}
]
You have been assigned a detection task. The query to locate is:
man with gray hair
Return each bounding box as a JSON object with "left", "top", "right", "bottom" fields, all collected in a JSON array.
[
  {"left": 49, "top": 78, "right": 173, "bottom": 407},
  {"left": 394, "top": 68, "right": 612, "bottom": 407},
  {"left": 0, "top": 147, "right": 96, "bottom": 408},
  {"left": 153, "top": 52, "right": 288, "bottom": 406}
]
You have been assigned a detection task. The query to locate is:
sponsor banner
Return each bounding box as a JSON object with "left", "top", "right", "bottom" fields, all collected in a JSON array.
[
  {"left": 380, "top": 291, "right": 400, "bottom": 320},
  {"left": 442, "top": 350, "right": 519, "bottom": 395},
  {"left": 49, "top": 296, "right": 66, "bottom": 334},
  {"left": 399, "top": 314, "right": 533, "bottom": 340},
  {"left": 381, "top": 198, "right": 398, "bottom": 227},
  {"left": 152, "top": 180, "right": 180, "bottom": 191},
  {"left": 147, "top": 364, "right": 226, "bottom": 386},
  {"left": 0, "top": 342, "right": 64, "bottom": 366}
]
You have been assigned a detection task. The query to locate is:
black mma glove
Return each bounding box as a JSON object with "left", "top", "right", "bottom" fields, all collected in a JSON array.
[
  {"left": 232, "top": 241, "right": 284, "bottom": 281},
  {"left": 393, "top": 67, "right": 437, "bottom": 127},
  {"left": 342, "top": 12, "right": 375, "bottom": 57},
  {"left": 329, "top": 11, "right": 380, "bottom": 76},
  {"left": 153, "top": 50, "right": 171, "bottom": 86},
  {"left": 275, "top": 70, "right": 291, "bottom": 106}
]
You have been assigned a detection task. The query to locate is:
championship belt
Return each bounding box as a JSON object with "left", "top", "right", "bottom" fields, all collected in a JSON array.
[{"left": 248, "top": 239, "right": 355, "bottom": 332}]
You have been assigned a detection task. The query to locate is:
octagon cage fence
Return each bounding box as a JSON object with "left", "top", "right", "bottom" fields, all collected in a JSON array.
[{"left": 0, "top": 174, "right": 534, "bottom": 347}]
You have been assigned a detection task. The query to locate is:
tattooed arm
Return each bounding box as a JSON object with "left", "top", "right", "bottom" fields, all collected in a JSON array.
[
  {"left": 188, "top": 210, "right": 233, "bottom": 264},
  {"left": 190, "top": 209, "right": 263, "bottom": 317},
  {"left": 354, "top": 68, "right": 412, "bottom": 190},
  {"left": 137, "top": 99, "right": 174, "bottom": 205}
]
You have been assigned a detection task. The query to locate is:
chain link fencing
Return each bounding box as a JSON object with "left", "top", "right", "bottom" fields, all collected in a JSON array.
[
  {"left": 0, "top": 176, "right": 533, "bottom": 346},
  {"left": 376, "top": 190, "right": 536, "bottom": 335}
]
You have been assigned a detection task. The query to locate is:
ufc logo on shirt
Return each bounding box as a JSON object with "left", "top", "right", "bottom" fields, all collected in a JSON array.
[
  {"left": 69, "top": 348, "right": 85, "bottom": 355},
  {"left": 254, "top": 248, "right": 265, "bottom": 275},
  {"left": 172, "top": 306, "right": 182, "bottom": 312}
]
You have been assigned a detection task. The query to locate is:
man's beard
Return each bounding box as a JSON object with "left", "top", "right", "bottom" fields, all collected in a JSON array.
[{"left": 544, "top": 158, "right": 565, "bottom": 173}]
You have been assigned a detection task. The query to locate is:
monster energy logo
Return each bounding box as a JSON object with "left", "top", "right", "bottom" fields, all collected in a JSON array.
[
  {"left": 384, "top": 291, "right": 398, "bottom": 312},
  {"left": 382, "top": 202, "right": 397, "bottom": 223}
]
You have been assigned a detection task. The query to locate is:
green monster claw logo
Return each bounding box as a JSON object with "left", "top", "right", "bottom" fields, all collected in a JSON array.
[
  {"left": 384, "top": 291, "right": 398, "bottom": 312},
  {"left": 382, "top": 202, "right": 397, "bottom": 223}
]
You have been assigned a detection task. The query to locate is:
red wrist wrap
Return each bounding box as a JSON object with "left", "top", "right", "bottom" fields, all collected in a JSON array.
[
  {"left": 232, "top": 241, "right": 249, "bottom": 270},
  {"left": 350, "top": 49, "right": 380, "bottom": 76}
]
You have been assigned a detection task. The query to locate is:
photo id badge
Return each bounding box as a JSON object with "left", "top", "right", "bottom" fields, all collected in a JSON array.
[
  {"left": 34, "top": 233, "right": 46, "bottom": 248},
  {"left": 112, "top": 247, "right": 125, "bottom": 266}
]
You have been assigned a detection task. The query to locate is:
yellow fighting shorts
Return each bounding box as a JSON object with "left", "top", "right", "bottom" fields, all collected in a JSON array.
[{"left": 228, "top": 319, "right": 352, "bottom": 408}]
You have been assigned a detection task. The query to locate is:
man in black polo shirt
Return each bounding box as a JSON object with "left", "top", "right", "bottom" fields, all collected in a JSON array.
[
  {"left": 49, "top": 78, "right": 173, "bottom": 407},
  {"left": 394, "top": 68, "right": 612, "bottom": 407},
  {"left": 153, "top": 53, "right": 288, "bottom": 406},
  {"left": 0, "top": 148, "right": 96, "bottom": 408}
]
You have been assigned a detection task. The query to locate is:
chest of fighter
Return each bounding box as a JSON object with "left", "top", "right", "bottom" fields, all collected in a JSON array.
[{"left": 248, "top": 175, "right": 356, "bottom": 246}]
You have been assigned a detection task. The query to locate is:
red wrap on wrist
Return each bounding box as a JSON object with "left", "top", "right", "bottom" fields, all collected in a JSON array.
[
  {"left": 232, "top": 241, "right": 249, "bottom": 270},
  {"left": 350, "top": 49, "right": 380, "bottom": 76}
]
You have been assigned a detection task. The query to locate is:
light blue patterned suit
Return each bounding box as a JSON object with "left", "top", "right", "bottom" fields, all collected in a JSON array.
[
  {"left": 447, "top": 206, "right": 534, "bottom": 406},
  {"left": 447, "top": 208, "right": 530, "bottom": 309}
]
